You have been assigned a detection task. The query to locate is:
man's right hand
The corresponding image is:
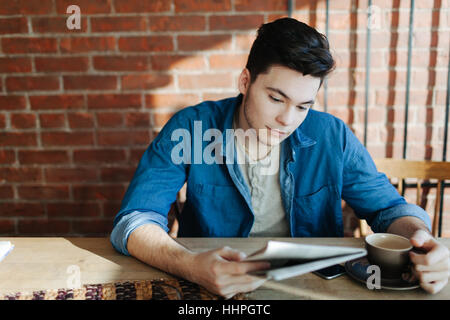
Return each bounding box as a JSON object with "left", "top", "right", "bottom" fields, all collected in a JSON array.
[{"left": 186, "top": 246, "right": 271, "bottom": 299}]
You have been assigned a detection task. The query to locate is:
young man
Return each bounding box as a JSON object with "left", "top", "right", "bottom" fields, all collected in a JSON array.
[{"left": 111, "top": 18, "right": 449, "bottom": 298}]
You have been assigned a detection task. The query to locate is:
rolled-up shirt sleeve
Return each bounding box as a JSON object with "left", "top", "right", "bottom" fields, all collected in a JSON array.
[
  {"left": 370, "top": 203, "right": 432, "bottom": 233},
  {"left": 110, "top": 210, "right": 169, "bottom": 256}
]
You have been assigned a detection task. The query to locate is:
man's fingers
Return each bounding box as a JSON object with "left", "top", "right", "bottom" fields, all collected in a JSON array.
[
  {"left": 219, "top": 276, "right": 267, "bottom": 298},
  {"left": 410, "top": 244, "right": 449, "bottom": 266},
  {"left": 420, "top": 278, "right": 449, "bottom": 294},
  {"left": 414, "top": 258, "right": 450, "bottom": 272},
  {"left": 223, "top": 260, "right": 271, "bottom": 275},
  {"left": 416, "top": 270, "right": 450, "bottom": 283}
]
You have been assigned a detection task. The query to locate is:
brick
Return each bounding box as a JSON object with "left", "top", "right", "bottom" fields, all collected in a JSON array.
[
  {"left": 32, "top": 17, "right": 87, "bottom": 33},
  {"left": 18, "top": 219, "right": 71, "bottom": 235},
  {"left": 97, "top": 130, "right": 150, "bottom": 146},
  {"left": 118, "top": 36, "right": 173, "bottom": 52},
  {"left": 60, "top": 37, "right": 115, "bottom": 53},
  {"left": 0, "top": 186, "right": 14, "bottom": 199},
  {"left": 18, "top": 150, "right": 69, "bottom": 165},
  {"left": 47, "top": 202, "right": 101, "bottom": 218},
  {"left": 150, "top": 55, "right": 205, "bottom": 71},
  {"left": 64, "top": 76, "right": 117, "bottom": 90},
  {"left": 178, "top": 73, "right": 233, "bottom": 89},
  {"left": 149, "top": 15, "right": 206, "bottom": 32},
  {"left": 145, "top": 93, "right": 200, "bottom": 109},
  {"left": 0, "top": 58, "right": 32, "bottom": 73},
  {"left": 30, "top": 95, "right": 84, "bottom": 110},
  {"left": 55, "top": 0, "right": 111, "bottom": 14},
  {"left": 96, "top": 112, "right": 123, "bottom": 127},
  {"left": 0, "top": 114, "right": 5, "bottom": 128},
  {"left": 87, "top": 94, "right": 141, "bottom": 109},
  {"left": 209, "top": 54, "right": 248, "bottom": 69},
  {"left": 130, "top": 148, "right": 147, "bottom": 163},
  {"left": 0, "top": 167, "right": 42, "bottom": 183},
  {"left": 174, "top": 0, "right": 231, "bottom": 12},
  {"left": 235, "top": 0, "right": 287, "bottom": 11},
  {"left": 210, "top": 15, "right": 264, "bottom": 31},
  {"left": 100, "top": 167, "right": 135, "bottom": 182},
  {"left": 35, "top": 57, "right": 89, "bottom": 72},
  {"left": 11, "top": 113, "right": 36, "bottom": 129},
  {"left": 0, "top": 220, "right": 15, "bottom": 234},
  {"left": 153, "top": 112, "right": 175, "bottom": 127},
  {"left": 93, "top": 55, "right": 149, "bottom": 71},
  {"left": 41, "top": 132, "right": 94, "bottom": 146},
  {"left": 125, "top": 112, "right": 150, "bottom": 127},
  {"left": 0, "top": 132, "right": 37, "bottom": 146},
  {"left": 178, "top": 35, "right": 231, "bottom": 51},
  {"left": 0, "top": 17, "right": 28, "bottom": 34},
  {"left": 2, "top": 203, "right": 45, "bottom": 217},
  {"left": 2, "top": 38, "right": 57, "bottom": 54},
  {"left": 91, "top": 16, "right": 147, "bottom": 32},
  {"left": 73, "top": 149, "right": 126, "bottom": 164},
  {"left": 103, "top": 202, "right": 122, "bottom": 218},
  {"left": 121, "top": 74, "right": 173, "bottom": 90},
  {"left": 114, "top": 0, "right": 170, "bottom": 13},
  {"left": 68, "top": 112, "right": 94, "bottom": 128},
  {"left": 0, "top": 0, "right": 53, "bottom": 15},
  {"left": 72, "top": 219, "right": 112, "bottom": 235},
  {"left": 6, "top": 76, "right": 59, "bottom": 92},
  {"left": 39, "top": 113, "right": 66, "bottom": 128},
  {"left": 73, "top": 185, "right": 125, "bottom": 201},
  {"left": 18, "top": 185, "right": 69, "bottom": 200},
  {"left": 0, "top": 150, "right": 16, "bottom": 164},
  {"left": 45, "top": 168, "right": 97, "bottom": 183},
  {"left": 0, "top": 95, "right": 26, "bottom": 110},
  {"left": 235, "top": 33, "right": 257, "bottom": 50}
]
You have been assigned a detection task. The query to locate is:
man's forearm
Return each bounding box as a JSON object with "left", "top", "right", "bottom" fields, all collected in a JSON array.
[
  {"left": 386, "top": 216, "right": 431, "bottom": 239},
  {"left": 127, "top": 224, "right": 196, "bottom": 282}
]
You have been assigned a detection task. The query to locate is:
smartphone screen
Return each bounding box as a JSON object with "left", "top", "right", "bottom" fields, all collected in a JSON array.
[{"left": 313, "top": 264, "right": 346, "bottom": 279}]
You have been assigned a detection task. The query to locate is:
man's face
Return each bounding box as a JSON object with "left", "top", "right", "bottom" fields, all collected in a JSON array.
[{"left": 238, "top": 64, "right": 321, "bottom": 146}]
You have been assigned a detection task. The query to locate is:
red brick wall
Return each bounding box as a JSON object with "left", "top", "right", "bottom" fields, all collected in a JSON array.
[{"left": 0, "top": 0, "right": 449, "bottom": 237}]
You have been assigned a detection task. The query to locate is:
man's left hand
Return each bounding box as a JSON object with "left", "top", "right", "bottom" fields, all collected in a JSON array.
[{"left": 405, "top": 230, "right": 450, "bottom": 294}]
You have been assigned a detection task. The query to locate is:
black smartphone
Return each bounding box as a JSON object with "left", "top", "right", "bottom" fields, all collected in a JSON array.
[{"left": 313, "top": 264, "right": 347, "bottom": 280}]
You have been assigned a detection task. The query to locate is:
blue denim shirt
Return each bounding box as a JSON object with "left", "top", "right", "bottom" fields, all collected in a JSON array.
[{"left": 110, "top": 94, "right": 431, "bottom": 256}]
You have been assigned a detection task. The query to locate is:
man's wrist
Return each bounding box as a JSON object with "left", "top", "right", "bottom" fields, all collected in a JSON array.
[{"left": 386, "top": 216, "right": 431, "bottom": 239}]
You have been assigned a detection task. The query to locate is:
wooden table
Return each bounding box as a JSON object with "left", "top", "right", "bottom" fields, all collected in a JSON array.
[{"left": 0, "top": 237, "right": 449, "bottom": 300}]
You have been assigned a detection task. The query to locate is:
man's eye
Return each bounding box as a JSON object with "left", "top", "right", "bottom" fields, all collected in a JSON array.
[
  {"left": 298, "top": 105, "right": 309, "bottom": 111},
  {"left": 269, "top": 95, "right": 283, "bottom": 103}
]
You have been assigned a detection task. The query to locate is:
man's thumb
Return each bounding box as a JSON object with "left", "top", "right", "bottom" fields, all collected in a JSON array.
[
  {"left": 410, "top": 229, "right": 430, "bottom": 247},
  {"left": 217, "top": 246, "right": 246, "bottom": 261}
]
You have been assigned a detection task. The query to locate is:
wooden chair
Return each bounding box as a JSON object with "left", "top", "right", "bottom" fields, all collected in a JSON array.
[{"left": 359, "top": 159, "right": 450, "bottom": 238}]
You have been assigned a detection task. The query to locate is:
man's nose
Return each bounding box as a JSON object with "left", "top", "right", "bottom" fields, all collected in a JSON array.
[{"left": 275, "top": 106, "right": 296, "bottom": 127}]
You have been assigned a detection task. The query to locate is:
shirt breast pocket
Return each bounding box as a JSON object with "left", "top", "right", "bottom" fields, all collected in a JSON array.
[
  {"left": 188, "top": 183, "right": 247, "bottom": 236},
  {"left": 292, "top": 184, "right": 341, "bottom": 236}
]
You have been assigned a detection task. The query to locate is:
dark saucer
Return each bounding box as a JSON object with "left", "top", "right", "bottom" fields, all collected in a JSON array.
[{"left": 344, "top": 256, "right": 420, "bottom": 291}]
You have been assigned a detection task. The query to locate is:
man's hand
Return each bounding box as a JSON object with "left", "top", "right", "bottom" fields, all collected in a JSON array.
[
  {"left": 404, "top": 230, "right": 450, "bottom": 294},
  {"left": 187, "top": 246, "right": 270, "bottom": 299}
]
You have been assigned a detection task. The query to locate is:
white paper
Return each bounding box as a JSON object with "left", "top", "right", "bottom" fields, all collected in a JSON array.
[
  {"left": 244, "top": 240, "right": 367, "bottom": 281},
  {"left": 0, "top": 241, "right": 14, "bottom": 262}
]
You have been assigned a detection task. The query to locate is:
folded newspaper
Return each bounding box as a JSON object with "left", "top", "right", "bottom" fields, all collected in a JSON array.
[{"left": 244, "top": 241, "right": 367, "bottom": 281}]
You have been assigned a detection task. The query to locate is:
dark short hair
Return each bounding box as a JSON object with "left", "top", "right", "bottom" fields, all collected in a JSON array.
[{"left": 245, "top": 17, "right": 335, "bottom": 84}]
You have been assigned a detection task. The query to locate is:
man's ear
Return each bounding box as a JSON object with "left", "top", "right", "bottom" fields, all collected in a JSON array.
[{"left": 238, "top": 68, "right": 251, "bottom": 95}]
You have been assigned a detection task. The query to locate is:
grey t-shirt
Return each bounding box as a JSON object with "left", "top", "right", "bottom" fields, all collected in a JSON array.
[{"left": 233, "top": 120, "right": 290, "bottom": 237}]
